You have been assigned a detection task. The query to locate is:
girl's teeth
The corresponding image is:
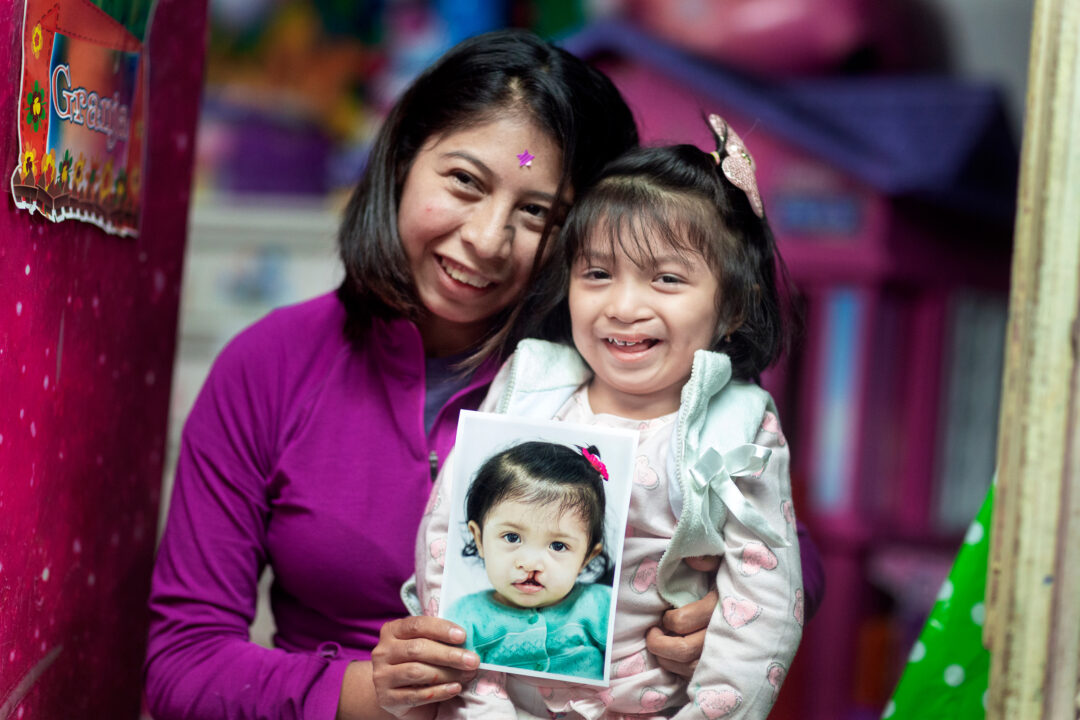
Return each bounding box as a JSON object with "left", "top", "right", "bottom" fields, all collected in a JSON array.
[
  {"left": 441, "top": 260, "right": 491, "bottom": 288},
  {"left": 609, "top": 338, "right": 640, "bottom": 347}
]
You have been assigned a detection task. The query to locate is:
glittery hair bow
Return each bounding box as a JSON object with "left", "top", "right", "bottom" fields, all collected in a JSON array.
[
  {"left": 581, "top": 447, "right": 608, "bottom": 481},
  {"left": 708, "top": 113, "right": 764, "bottom": 218}
]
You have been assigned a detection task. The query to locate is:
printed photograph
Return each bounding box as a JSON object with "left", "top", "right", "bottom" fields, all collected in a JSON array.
[{"left": 440, "top": 411, "right": 637, "bottom": 686}]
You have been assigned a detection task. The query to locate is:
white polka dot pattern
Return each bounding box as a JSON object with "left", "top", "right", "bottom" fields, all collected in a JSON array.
[{"left": 879, "top": 487, "right": 993, "bottom": 718}]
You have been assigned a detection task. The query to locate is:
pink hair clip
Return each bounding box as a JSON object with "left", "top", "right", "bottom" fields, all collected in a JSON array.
[
  {"left": 581, "top": 447, "right": 608, "bottom": 481},
  {"left": 708, "top": 114, "right": 764, "bottom": 218}
]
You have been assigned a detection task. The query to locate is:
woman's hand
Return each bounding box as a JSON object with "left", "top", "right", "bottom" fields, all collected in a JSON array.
[
  {"left": 369, "top": 616, "right": 480, "bottom": 719},
  {"left": 644, "top": 556, "right": 720, "bottom": 677}
]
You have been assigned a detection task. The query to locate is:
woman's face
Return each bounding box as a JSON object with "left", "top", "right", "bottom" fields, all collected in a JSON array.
[
  {"left": 397, "top": 113, "right": 566, "bottom": 356},
  {"left": 468, "top": 498, "right": 601, "bottom": 609}
]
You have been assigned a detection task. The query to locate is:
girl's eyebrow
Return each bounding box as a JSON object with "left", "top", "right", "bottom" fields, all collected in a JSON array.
[
  {"left": 652, "top": 253, "right": 694, "bottom": 269},
  {"left": 442, "top": 151, "right": 559, "bottom": 202},
  {"left": 582, "top": 248, "right": 615, "bottom": 264},
  {"left": 583, "top": 247, "right": 694, "bottom": 270}
]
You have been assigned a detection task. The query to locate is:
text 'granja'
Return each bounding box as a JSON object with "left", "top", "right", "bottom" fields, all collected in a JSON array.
[{"left": 51, "top": 63, "right": 130, "bottom": 151}]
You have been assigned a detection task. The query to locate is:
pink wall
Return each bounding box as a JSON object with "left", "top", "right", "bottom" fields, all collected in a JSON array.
[{"left": 0, "top": 1, "right": 207, "bottom": 717}]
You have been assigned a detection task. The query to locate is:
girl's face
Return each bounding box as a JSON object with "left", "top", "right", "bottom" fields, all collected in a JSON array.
[
  {"left": 397, "top": 113, "right": 566, "bottom": 356},
  {"left": 569, "top": 223, "right": 721, "bottom": 419},
  {"left": 469, "top": 498, "right": 602, "bottom": 609}
]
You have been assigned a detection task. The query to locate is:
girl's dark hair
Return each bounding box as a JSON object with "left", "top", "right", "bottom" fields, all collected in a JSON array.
[
  {"left": 336, "top": 29, "right": 639, "bottom": 360},
  {"left": 519, "top": 122, "right": 793, "bottom": 382},
  {"left": 463, "top": 441, "right": 607, "bottom": 568}
]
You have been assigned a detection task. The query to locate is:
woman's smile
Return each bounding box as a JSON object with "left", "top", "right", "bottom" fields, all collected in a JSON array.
[{"left": 437, "top": 255, "right": 495, "bottom": 290}]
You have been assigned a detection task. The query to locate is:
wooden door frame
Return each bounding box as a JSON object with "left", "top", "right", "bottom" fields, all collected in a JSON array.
[{"left": 986, "top": 0, "right": 1080, "bottom": 716}]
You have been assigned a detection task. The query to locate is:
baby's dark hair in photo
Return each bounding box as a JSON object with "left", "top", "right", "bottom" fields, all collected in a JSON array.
[{"left": 463, "top": 441, "right": 607, "bottom": 563}]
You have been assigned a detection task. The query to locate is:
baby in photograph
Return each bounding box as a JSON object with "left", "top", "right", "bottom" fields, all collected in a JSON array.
[{"left": 448, "top": 441, "right": 613, "bottom": 681}]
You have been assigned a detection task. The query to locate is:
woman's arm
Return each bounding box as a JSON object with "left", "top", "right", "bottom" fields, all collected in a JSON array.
[
  {"left": 645, "top": 584, "right": 720, "bottom": 676},
  {"left": 145, "top": 326, "right": 351, "bottom": 720},
  {"left": 338, "top": 662, "right": 394, "bottom": 720}
]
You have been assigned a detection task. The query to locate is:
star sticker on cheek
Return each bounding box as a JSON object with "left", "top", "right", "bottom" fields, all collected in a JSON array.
[{"left": 517, "top": 150, "right": 534, "bottom": 168}]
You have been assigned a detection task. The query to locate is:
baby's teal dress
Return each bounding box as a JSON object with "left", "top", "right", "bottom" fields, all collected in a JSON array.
[{"left": 448, "top": 582, "right": 611, "bottom": 681}]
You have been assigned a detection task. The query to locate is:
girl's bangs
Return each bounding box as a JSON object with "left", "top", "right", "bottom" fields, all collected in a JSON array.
[{"left": 573, "top": 184, "right": 720, "bottom": 269}]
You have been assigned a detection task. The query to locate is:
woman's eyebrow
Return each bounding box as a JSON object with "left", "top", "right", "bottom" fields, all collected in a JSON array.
[
  {"left": 443, "top": 150, "right": 490, "bottom": 175},
  {"left": 442, "top": 151, "right": 559, "bottom": 202}
]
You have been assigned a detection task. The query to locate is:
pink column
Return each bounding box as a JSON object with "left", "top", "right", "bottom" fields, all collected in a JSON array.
[{"left": 0, "top": 1, "right": 208, "bottom": 716}]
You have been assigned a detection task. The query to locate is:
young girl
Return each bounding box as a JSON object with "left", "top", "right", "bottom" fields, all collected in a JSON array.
[
  {"left": 448, "top": 441, "right": 611, "bottom": 680},
  {"left": 416, "top": 114, "right": 803, "bottom": 719}
]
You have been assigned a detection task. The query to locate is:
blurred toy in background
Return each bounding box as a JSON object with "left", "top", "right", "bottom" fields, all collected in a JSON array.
[
  {"left": 207, "top": 0, "right": 383, "bottom": 133},
  {"left": 195, "top": 0, "right": 384, "bottom": 195},
  {"left": 625, "top": 0, "right": 948, "bottom": 75},
  {"left": 194, "top": 0, "right": 520, "bottom": 195},
  {"left": 371, "top": 0, "right": 511, "bottom": 113}
]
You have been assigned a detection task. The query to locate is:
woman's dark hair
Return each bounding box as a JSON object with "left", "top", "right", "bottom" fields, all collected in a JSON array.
[
  {"left": 463, "top": 441, "right": 607, "bottom": 570},
  {"left": 336, "top": 29, "right": 639, "bottom": 359},
  {"left": 519, "top": 121, "right": 795, "bottom": 382}
]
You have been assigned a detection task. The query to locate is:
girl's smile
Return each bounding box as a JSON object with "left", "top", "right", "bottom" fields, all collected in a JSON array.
[
  {"left": 607, "top": 335, "right": 658, "bottom": 346},
  {"left": 604, "top": 336, "right": 660, "bottom": 354}
]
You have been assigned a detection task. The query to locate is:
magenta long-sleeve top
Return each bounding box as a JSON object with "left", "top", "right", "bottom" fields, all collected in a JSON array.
[{"left": 144, "top": 294, "right": 498, "bottom": 720}]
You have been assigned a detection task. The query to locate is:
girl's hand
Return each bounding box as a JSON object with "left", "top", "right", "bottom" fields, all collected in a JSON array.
[
  {"left": 644, "top": 556, "right": 720, "bottom": 677},
  {"left": 370, "top": 616, "right": 480, "bottom": 719}
]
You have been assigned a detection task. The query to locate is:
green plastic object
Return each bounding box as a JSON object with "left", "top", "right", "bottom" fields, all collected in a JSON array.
[{"left": 882, "top": 486, "right": 994, "bottom": 719}]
